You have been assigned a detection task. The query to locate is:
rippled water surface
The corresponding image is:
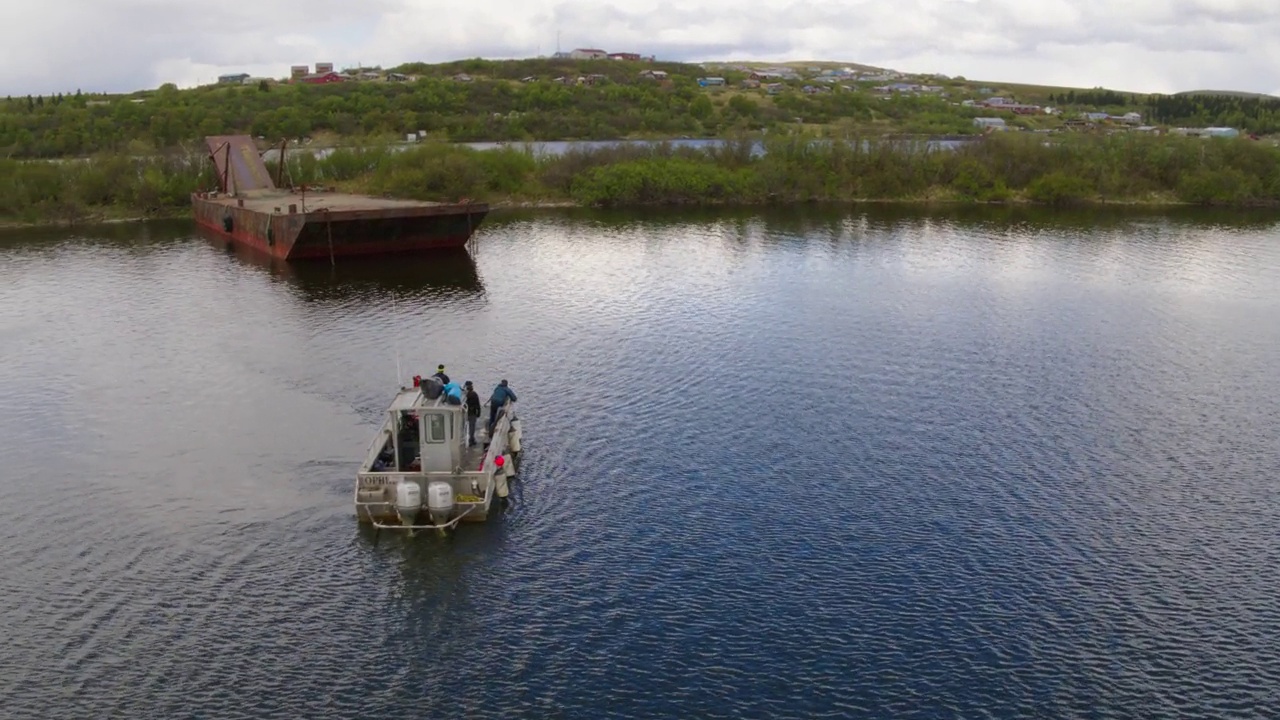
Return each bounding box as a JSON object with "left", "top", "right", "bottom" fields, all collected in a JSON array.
[{"left": 2, "top": 206, "right": 1279, "bottom": 719}]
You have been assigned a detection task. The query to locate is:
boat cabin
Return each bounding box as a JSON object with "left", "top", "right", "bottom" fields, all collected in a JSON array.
[{"left": 364, "top": 383, "right": 479, "bottom": 474}]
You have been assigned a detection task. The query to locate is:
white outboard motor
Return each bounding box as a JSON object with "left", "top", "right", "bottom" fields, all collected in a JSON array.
[
  {"left": 426, "top": 481, "right": 454, "bottom": 526},
  {"left": 395, "top": 480, "right": 422, "bottom": 527}
]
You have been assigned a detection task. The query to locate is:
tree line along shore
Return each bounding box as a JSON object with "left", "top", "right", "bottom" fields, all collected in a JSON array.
[{"left": 4, "top": 132, "right": 1280, "bottom": 227}]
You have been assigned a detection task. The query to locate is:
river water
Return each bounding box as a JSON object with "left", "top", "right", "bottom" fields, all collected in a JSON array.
[{"left": 1, "top": 205, "right": 1278, "bottom": 719}]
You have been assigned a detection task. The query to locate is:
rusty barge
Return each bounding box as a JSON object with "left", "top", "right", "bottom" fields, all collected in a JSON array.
[{"left": 191, "top": 135, "right": 488, "bottom": 260}]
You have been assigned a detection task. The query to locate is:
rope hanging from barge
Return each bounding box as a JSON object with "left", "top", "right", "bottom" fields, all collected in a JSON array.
[{"left": 324, "top": 208, "right": 335, "bottom": 267}]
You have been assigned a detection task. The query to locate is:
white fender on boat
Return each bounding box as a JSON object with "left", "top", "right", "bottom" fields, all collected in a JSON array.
[
  {"left": 508, "top": 429, "right": 522, "bottom": 454},
  {"left": 501, "top": 453, "right": 516, "bottom": 479},
  {"left": 494, "top": 456, "right": 510, "bottom": 498}
]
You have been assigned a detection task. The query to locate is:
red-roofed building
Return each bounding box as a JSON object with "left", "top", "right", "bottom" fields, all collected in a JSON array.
[{"left": 299, "top": 71, "right": 344, "bottom": 84}]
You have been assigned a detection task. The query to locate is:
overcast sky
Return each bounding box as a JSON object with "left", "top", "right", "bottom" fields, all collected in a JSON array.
[{"left": 3, "top": 0, "right": 1278, "bottom": 97}]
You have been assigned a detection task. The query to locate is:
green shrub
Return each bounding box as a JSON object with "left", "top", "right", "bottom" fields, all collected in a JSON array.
[{"left": 1026, "top": 172, "right": 1094, "bottom": 205}]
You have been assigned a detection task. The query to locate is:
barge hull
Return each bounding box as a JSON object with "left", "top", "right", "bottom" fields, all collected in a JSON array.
[{"left": 192, "top": 194, "right": 488, "bottom": 260}]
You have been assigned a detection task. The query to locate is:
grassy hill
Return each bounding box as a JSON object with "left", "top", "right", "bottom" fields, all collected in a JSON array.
[
  {"left": 4, "top": 56, "right": 1280, "bottom": 159},
  {"left": 706, "top": 59, "right": 890, "bottom": 73},
  {"left": 1176, "top": 89, "right": 1279, "bottom": 100}
]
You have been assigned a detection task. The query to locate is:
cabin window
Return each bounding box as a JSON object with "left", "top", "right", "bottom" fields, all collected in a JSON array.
[{"left": 426, "top": 413, "right": 446, "bottom": 443}]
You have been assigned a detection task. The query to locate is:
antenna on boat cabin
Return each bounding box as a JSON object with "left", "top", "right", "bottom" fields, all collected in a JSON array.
[{"left": 393, "top": 292, "right": 403, "bottom": 386}]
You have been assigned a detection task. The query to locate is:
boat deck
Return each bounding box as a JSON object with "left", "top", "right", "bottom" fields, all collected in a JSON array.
[
  {"left": 460, "top": 433, "right": 488, "bottom": 470},
  {"left": 200, "top": 189, "right": 460, "bottom": 213}
]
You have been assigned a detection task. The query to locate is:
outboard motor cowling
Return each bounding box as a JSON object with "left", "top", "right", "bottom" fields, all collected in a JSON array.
[
  {"left": 427, "top": 481, "right": 454, "bottom": 526},
  {"left": 395, "top": 480, "right": 421, "bottom": 527}
]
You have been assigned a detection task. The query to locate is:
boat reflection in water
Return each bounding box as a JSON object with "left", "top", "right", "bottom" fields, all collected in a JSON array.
[{"left": 196, "top": 224, "right": 485, "bottom": 303}]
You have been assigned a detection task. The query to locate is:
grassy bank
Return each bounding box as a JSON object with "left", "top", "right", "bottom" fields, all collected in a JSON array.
[{"left": 4, "top": 133, "right": 1280, "bottom": 226}]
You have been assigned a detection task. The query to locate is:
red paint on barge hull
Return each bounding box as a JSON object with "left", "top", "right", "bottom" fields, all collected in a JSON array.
[{"left": 194, "top": 213, "right": 279, "bottom": 258}]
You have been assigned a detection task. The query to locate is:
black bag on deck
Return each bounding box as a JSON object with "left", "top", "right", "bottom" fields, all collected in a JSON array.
[{"left": 421, "top": 377, "right": 444, "bottom": 399}]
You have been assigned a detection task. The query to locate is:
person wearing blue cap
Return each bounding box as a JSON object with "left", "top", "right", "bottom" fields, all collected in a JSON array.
[{"left": 487, "top": 379, "right": 517, "bottom": 434}]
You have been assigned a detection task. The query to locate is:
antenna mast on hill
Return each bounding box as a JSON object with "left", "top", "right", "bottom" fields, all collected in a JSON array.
[{"left": 556, "top": 30, "right": 561, "bottom": 54}]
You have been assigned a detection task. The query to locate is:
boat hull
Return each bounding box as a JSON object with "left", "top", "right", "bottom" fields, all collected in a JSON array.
[{"left": 355, "top": 472, "right": 495, "bottom": 525}]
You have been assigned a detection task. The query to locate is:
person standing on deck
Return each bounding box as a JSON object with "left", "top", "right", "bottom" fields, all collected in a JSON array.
[
  {"left": 488, "top": 379, "right": 517, "bottom": 435},
  {"left": 464, "top": 381, "right": 481, "bottom": 446}
]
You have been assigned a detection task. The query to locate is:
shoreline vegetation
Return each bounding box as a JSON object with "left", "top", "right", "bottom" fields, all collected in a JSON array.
[
  {"left": 6, "top": 132, "right": 1280, "bottom": 228},
  {"left": 6, "top": 57, "right": 1280, "bottom": 228}
]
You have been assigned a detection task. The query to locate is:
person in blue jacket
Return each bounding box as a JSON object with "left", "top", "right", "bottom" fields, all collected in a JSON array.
[
  {"left": 441, "top": 380, "right": 463, "bottom": 406},
  {"left": 488, "top": 379, "right": 517, "bottom": 433}
]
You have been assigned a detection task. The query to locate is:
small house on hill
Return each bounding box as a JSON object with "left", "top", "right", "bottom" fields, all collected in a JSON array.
[{"left": 299, "top": 71, "right": 343, "bottom": 84}]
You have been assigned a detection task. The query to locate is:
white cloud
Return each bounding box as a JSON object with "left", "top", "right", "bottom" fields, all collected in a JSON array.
[{"left": 1, "top": 0, "right": 1278, "bottom": 95}]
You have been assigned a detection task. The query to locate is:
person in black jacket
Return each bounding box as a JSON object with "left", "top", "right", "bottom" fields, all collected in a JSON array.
[
  {"left": 463, "top": 381, "right": 482, "bottom": 446},
  {"left": 431, "top": 364, "right": 450, "bottom": 385}
]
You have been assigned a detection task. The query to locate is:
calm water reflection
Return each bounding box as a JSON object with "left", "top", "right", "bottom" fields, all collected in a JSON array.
[{"left": 1, "top": 205, "right": 1278, "bottom": 719}]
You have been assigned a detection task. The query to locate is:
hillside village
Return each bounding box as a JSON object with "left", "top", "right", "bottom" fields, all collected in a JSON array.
[
  {"left": 206, "top": 51, "right": 1252, "bottom": 139},
  {"left": 691, "top": 62, "right": 1247, "bottom": 137},
  {"left": 7, "top": 49, "right": 1271, "bottom": 161},
  {"left": 194, "top": 47, "right": 1264, "bottom": 139}
]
